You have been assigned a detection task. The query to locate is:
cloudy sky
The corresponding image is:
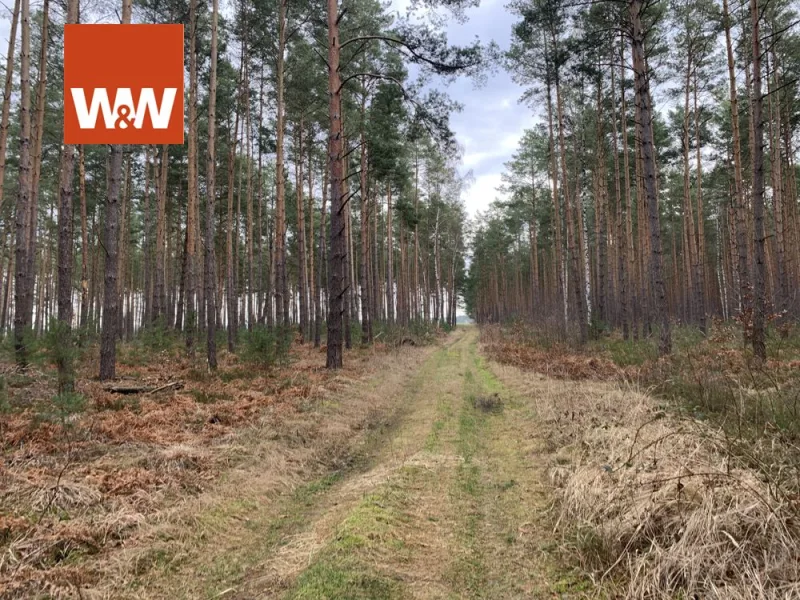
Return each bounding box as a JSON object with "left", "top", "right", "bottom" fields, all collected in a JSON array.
[{"left": 393, "top": 0, "right": 540, "bottom": 217}]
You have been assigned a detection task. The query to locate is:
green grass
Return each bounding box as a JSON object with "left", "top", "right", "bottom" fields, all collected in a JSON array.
[{"left": 286, "top": 478, "right": 413, "bottom": 600}]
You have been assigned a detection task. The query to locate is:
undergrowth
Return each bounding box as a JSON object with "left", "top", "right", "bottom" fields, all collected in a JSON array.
[{"left": 482, "top": 319, "right": 800, "bottom": 597}]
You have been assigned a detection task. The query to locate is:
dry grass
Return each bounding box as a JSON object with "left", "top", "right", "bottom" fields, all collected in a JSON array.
[
  {"left": 0, "top": 338, "right": 431, "bottom": 599},
  {"left": 489, "top": 358, "right": 800, "bottom": 599}
]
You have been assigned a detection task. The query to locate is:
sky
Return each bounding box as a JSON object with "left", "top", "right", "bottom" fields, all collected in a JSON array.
[{"left": 391, "top": 0, "right": 538, "bottom": 218}]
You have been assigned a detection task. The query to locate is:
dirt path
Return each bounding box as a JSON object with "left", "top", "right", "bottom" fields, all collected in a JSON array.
[{"left": 95, "top": 327, "right": 581, "bottom": 599}]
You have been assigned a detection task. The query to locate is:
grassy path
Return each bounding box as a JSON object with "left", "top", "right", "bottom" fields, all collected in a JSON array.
[
  {"left": 108, "top": 327, "right": 581, "bottom": 599},
  {"left": 254, "top": 327, "right": 573, "bottom": 599}
]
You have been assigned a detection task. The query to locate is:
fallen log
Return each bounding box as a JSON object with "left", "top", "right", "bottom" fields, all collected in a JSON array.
[
  {"left": 105, "top": 382, "right": 151, "bottom": 394},
  {"left": 105, "top": 380, "right": 184, "bottom": 395}
]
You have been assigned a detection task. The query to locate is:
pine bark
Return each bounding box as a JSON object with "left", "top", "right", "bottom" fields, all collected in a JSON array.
[
  {"left": 630, "top": 0, "right": 670, "bottom": 355},
  {"left": 185, "top": 0, "right": 199, "bottom": 352},
  {"left": 295, "top": 123, "right": 309, "bottom": 342},
  {"left": 749, "top": 0, "right": 767, "bottom": 361},
  {"left": 205, "top": 0, "right": 219, "bottom": 369},
  {"left": 275, "top": 0, "right": 289, "bottom": 327},
  {"left": 326, "top": 0, "right": 345, "bottom": 368},
  {"left": 13, "top": 0, "right": 32, "bottom": 366}
]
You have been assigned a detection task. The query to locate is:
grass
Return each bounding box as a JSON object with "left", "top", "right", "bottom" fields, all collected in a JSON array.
[
  {"left": 482, "top": 320, "right": 800, "bottom": 598},
  {"left": 287, "top": 482, "right": 411, "bottom": 600},
  {"left": 485, "top": 321, "right": 800, "bottom": 486}
]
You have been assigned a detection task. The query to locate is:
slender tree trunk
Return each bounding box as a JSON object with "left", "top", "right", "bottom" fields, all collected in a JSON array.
[
  {"left": 681, "top": 53, "right": 700, "bottom": 326},
  {"left": 307, "top": 125, "right": 315, "bottom": 339},
  {"left": 620, "top": 33, "right": 636, "bottom": 339},
  {"left": 544, "top": 50, "right": 566, "bottom": 333},
  {"left": 78, "top": 147, "right": 89, "bottom": 330},
  {"left": 372, "top": 189, "right": 381, "bottom": 325},
  {"left": 693, "top": 72, "right": 707, "bottom": 334},
  {"left": 594, "top": 77, "right": 607, "bottom": 326},
  {"left": 749, "top": 0, "right": 767, "bottom": 361},
  {"left": 315, "top": 157, "right": 328, "bottom": 347},
  {"left": 296, "top": 122, "right": 308, "bottom": 342},
  {"left": 610, "top": 55, "right": 628, "bottom": 337},
  {"left": 153, "top": 145, "right": 168, "bottom": 324},
  {"left": 227, "top": 116, "right": 239, "bottom": 351},
  {"left": 343, "top": 166, "right": 352, "bottom": 349},
  {"left": 257, "top": 67, "right": 265, "bottom": 323},
  {"left": 185, "top": 0, "right": 199, "bottom": 352},
  {"left": 767, "top": 51, "right": 788, "bottom": 333},
  {"left": 205, "top": 0, "right": 219, "bottom": 369},
  {"left": 13, "top": 0, "right": 32, "bottom": 366},
  {"left": 325, "top": 0, "right": 345, "bottom": 368},
  {"left": 57, "top": 0, "right": 79, "bottom": 336},
  {"left": 25, "top": 0, "right": 49, "bottom": 337},
  {"left": 245, "top": 60, "right": 254, "bottom": 331},
  {"left": 99, "top": 0, "right": 131, "bottom": 380},
  {"left": 275, "top": 0, "right": 289, "bottom": 327},
  {"left": 142, "top": 146, "right": 152, "bottom": 326},
  {"left": 386, "top": 183, "right": 394, "bottom": 324}
]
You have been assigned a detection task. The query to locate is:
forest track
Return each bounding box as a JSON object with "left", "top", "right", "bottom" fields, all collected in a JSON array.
[
  {"left": 82, "top": 327, "right": 584, "bottom": 599},
  {"left": 229, "top": 326, "right": 577, "bottom": 600}
]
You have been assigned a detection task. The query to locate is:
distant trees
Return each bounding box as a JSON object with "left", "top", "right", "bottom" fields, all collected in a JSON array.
[{"left": 468, "top": 0, "right": 800, "bottom": 358}]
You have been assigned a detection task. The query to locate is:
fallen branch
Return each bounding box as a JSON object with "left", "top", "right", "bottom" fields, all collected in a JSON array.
[{"left": 146, "top": 381, "right": 184, "bottom": 395}]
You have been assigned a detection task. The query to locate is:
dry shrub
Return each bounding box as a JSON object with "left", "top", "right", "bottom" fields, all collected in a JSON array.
[
  {"left": 481, "top": 324, "right": 623, "bottom": 381},
  {"left": 542, "top": 381, "right": 800, "bottom": 598}
]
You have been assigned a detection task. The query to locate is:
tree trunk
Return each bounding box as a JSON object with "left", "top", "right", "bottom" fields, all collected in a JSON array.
[
  {"left": 78, "top": 146, "right": 89, "bottom": 330},
  {"left": 594, "top": 76, "right": 607, "bottom": 326},
  {"left": 307, "top": 125, "right": 316, "bottom": 340},
  {"left": 693, "top": 71, "right": 707, "bottom": 334},
  {"left": 681, "top": 52, "right": 700, "bottom": 326},
  {"left": 99, "top": 0, "right": 131, "bottom": 380},
  {"left": 386, "top": 183, "right": 394, "bottom": 324},
  {"left": 25, "top": 0, "right": 49, "bottom": 335},
  {"left": 326, "top": 0, "right": 345, "bottom": 368},
  {"left": 13, "top": 0, "right": 32, "bottom": 367},
  {"left": 98, "top": 149, "right": 123, "bottom": 376},
  {"left": 630, "top": 0, "right": 670, "bottom": 355},
  {"left": 185, "top": 0, "right": 199, "bottom": 352},
  {"left": 153, "top": 145, "right": 168, "bottom": 324},
  {"left": 57, "top": 0, "right": 79, "bottom": 333},
  {"left": 244, "top": 60, "right": 254, "bottom": 330},
  {"left": 296, "top": 123, "right": 308, "bottom": 342},
  {"left": 275, "top": 0, "right": 289, "bottom": 327},
  {"left": 205, "top": 0, "right": 219, "bottom": 370},
  {"left": 315, "top": 156, "right": 328, "bottom": 347},
  {"left": 620, "top": 32, "right": 636, "bottom": 339},
  {"left": 544, "top": 46, "right": 566, "bottom": 332},
  {"left": 749, "top": 0, "right": 767, "bottom": 361}
]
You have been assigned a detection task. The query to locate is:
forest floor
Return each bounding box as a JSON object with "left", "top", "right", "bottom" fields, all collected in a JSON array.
[
  {"left": 2, "top": 327, "right": 591, "bottom": 599},
  {"left": 4, "top": 325, "right": 798, "bottom": 598}
]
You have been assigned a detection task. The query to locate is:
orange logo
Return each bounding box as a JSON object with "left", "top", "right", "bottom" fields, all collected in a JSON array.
[{"left": 64, "top": 24, "right": 184, "bottom": 144}]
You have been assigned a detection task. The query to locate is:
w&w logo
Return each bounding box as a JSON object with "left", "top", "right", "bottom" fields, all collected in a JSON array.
[{"left": 64, "top": 25, "right": 184, "bottom": 144}]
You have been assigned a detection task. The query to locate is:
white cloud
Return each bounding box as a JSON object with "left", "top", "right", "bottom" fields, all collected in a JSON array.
[
  {"left": 461, "top": 130, "right": 526, "bottom": 169},
  {"left": 462, "top": 172, "right": 505, "bottom": 216}
]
